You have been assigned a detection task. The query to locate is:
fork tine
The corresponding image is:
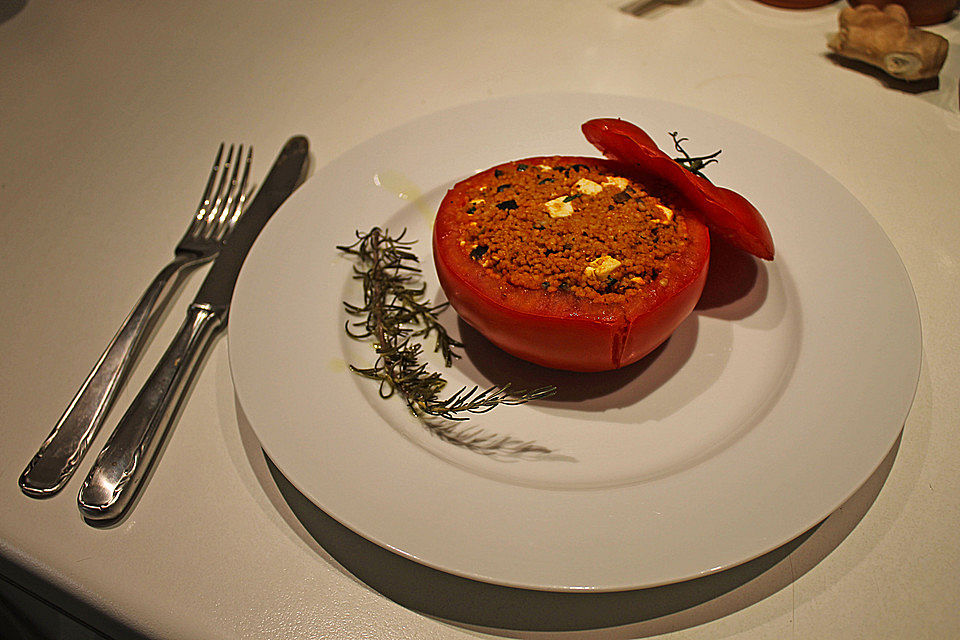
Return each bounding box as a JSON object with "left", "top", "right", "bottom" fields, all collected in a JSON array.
[
  {"left": 216, "top": 144, "right": 245, "bottom": 229},
  {"left": 217, "top": 147, "right": 253, "bottom": 239},
  {"left": 188, "top": 143, "right": 225, "bottom": 236},
  {"left": 204, "top": 144, "right": 236, "bottom": 235}
]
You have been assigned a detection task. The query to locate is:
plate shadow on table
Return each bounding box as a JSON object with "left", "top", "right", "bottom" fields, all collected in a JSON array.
[
  {"left": 258, "top": 428, "right": 899, "bottom": 635},
  {"left": 451, "top": 233, "right": 766, "bottom": 411}
]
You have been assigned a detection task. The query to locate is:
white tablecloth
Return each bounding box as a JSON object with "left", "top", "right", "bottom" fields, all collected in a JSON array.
[{"left": 1, "top": 1, "right": 958, "bottom": 638}]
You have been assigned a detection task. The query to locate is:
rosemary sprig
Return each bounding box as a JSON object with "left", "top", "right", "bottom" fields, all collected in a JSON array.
[
  {"left": 338, "top": 227, "right": 555, "bottom": 456},
  {"left": 669, "top": 131, "right": 721, "bottom": 179}
]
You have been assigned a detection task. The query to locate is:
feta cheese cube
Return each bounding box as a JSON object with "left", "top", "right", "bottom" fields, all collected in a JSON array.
[
  {"left": 545, "top": 196, "right": 574, "bottom": 218},
  {"left": 584, "top": 255, "right": 622, "bottom": 280},
  {"left": 602, "top": 176, "right": 630, "bottom": 191},
  {"left": 652, "top": 204, "right": 674, "bottom": 223},
  {"left": 574, "top": 178, "right": 603, "bottom": 195}
]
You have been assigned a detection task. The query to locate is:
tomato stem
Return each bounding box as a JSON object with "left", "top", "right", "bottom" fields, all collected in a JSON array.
[{"left": 669, "top": 131, "right": 721, "bottom": 179}]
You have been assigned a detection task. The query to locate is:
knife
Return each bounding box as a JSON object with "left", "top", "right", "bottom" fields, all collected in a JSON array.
[{"left": 77, "top": 136, "right": 309, "bottom": 521}]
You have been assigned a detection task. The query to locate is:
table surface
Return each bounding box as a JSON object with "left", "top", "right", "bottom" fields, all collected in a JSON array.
[{"left": 2, "top": 1, "right": 959, "bottom": 638}]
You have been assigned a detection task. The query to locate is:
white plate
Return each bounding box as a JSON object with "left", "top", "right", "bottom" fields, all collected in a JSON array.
[{"left": 228, "top": 93, "right": 921, "bottom": 592}]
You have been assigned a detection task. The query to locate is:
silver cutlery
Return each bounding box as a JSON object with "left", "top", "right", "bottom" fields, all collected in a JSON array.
[
  {"left": 20, "top": 145, "right": 252, "bottom": 498},
  {"left": 77, "top": 135, "right": 309, "bottom": 521}
]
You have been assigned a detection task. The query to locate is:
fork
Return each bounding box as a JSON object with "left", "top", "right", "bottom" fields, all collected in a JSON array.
[{"left": 19, "top": 144, "right": 252, "bottom": 498}]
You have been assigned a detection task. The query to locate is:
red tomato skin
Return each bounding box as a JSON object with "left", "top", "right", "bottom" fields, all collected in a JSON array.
[
  {"left": 433, "top": 157, "right": 711, "bottom": 372},
  {"left": 620, "top": 237, "right": 710, "bottom": 367},
  {"left": 582, "top": 118, "right": 774, "bottom": 261}
]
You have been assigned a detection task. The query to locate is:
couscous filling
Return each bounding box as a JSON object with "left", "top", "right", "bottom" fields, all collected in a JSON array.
[{"left": 454, "top": 157, "right": 692, "bottom": 303}]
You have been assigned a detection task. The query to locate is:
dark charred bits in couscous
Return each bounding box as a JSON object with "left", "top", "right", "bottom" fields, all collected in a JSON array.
[{"left": 455, "top": 157, "right": 692, "bottom": 304}]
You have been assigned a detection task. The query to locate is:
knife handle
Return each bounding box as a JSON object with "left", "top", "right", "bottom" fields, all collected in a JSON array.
[
  {"left": 20, "top": 255, "right": 202, "bottom": 498},
  {"left": 77, "top": 303, "right": 222, "bottom": 521}
]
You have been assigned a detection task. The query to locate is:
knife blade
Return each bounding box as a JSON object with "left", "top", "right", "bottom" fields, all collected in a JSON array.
[{"left": 77, "top": 136, "right": 309, "bottom": 521}]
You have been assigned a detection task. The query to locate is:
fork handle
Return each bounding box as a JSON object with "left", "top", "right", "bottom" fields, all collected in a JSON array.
[
  {"left": 19, "top": 254, "right": 204, "bottom": 497},
  {"left": 77, "top": 303, "right": 223, "bottom": 521}
]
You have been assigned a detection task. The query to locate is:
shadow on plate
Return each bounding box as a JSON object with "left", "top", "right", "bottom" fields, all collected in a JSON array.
[
  {"left": 695, "top": 233, "right": 763, "bottom": 318},
  {"left": 456, "top": 318, "right": 683, "bottom": 405},
  {"left": 452, "top": 233, "right": 767, "bottom": 409},
  {"left": 260, "top": 430, "right": 900, "bottom": 634}
]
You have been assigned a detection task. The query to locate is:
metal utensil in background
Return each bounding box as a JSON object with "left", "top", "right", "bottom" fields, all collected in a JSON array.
[
  {"left": 20, "top": 145, "right": 252, "bottom": 498},
  {"left": 77, "top": 135, "right": 309, "bottom": 522}
]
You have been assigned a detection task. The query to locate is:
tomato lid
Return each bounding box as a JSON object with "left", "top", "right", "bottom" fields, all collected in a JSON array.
[{"left": 582, "top": 118, "right": 774, "bottom": 260}]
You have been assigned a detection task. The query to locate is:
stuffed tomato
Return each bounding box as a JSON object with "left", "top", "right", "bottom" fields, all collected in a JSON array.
[
  {"left": 433, "top": 154, "right": 711, "bottom": 372},
  {"left": 433, "top": 119, "right": 773, "bottom": 372}
]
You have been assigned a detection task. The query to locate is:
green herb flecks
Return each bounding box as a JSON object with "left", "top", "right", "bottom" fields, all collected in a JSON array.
[
  {"left": 338, "top": 227, "right": 556, "bottom": 456},
  {"left": 669, "top": 131, "right": 721, "bottom": 180}
]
